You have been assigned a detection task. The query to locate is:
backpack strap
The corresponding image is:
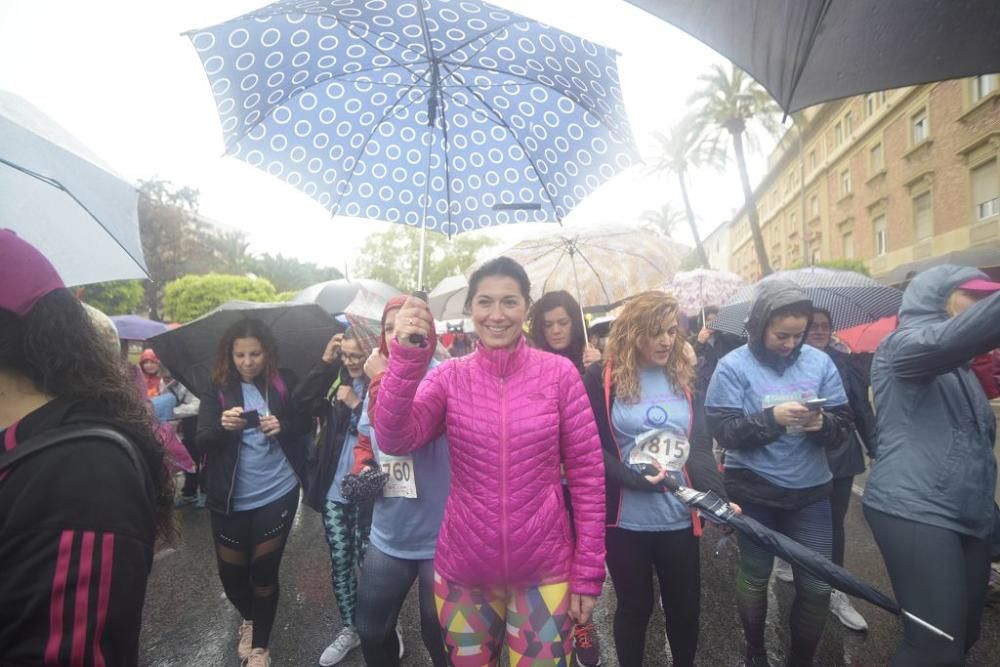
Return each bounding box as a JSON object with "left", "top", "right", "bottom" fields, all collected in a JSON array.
[{"left": 0, "top": 425, "right": 153, "bottom": 504}]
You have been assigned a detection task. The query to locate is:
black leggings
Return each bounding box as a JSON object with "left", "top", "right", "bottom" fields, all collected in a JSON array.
[
  {"left": 864, "top": 506, "right": 991, "bottom": 666},
  {"left": 210, "top": 487, "right": 299, "bottom": 649},
  {"left": 356, "top": 545, "right": 447, "bottom": 667},
  {"left": 605, "top": 526, "right": 700, "bottom": 667},
  {"left": 830, "top": 476, "right": 855, "bottom": 567}
]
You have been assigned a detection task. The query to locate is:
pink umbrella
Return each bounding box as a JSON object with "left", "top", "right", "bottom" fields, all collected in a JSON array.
[
  {"left": 835, "top": 316, "right": 898, "bottom": 353},
  {"left": 667, "top": 269, "right": 747, "bottom": 318}
]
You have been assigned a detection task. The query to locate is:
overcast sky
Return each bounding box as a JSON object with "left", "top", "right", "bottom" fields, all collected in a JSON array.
[{"left": 0, "top": 0, "right": 775, "bottom": 275}]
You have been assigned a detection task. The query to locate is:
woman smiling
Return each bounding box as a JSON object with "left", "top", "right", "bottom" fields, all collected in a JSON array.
[{"left": 374, "top": 257, "right": 606, "bottom": 667}]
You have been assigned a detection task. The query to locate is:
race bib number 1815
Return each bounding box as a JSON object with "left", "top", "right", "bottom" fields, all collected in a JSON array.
[{"left": 627, "top": 428, "right": 691, "bottom": 472}]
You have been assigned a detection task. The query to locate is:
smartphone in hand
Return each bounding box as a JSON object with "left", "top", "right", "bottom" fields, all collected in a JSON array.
[
  {"left": 242, "top": 409, "right": 261, "bottom": 428},
  {"left": 801, "top": 398, "right": 828, "bottom": 411}
]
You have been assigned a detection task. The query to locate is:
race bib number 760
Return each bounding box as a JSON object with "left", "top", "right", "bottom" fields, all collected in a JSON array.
[{"left": 380, "top": 453, "right": 418, "bottom": 499}]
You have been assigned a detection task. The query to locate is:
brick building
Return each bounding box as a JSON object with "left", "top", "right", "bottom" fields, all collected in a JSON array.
[{"left": 719, "top": 75, "right": 1000, "bottom": 283}]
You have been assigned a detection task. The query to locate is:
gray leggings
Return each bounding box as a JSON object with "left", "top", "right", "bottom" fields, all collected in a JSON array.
[
  {"left": 864, "top": 506, "right": 991, "bottom": 667},
  {"left": 356, "top": 545, "right": 447, "bottom": 667}
]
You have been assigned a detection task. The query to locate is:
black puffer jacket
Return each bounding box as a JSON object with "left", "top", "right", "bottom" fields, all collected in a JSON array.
[{"left": 196, "top": 369, "right": 310, "bottom": 515}]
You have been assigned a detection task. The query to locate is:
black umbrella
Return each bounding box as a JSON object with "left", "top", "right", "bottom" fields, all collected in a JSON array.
[
  {"left": 659, "top": 475, "right": 954, "bottom": 640},
  {"left": 624, "top": 0, "right": 1000, "bottom": 114},
  {"left": 148, "top": 301, "right": 342, "bottom": 398},
  {"left": 710, "top": 267, "right": 902, "bottom": 337}
]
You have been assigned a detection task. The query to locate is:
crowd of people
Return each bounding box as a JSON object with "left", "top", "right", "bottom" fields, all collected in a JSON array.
[{"left": 1, "top": 227, "right": 999, "bottom": 667}]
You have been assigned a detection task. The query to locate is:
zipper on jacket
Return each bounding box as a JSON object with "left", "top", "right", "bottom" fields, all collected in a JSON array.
[
  {"left": 223, "top": 389, "right": 243, "bottom": 514},
  {"left": 499, "top": 375, "right": 509, "bottom": 581}
]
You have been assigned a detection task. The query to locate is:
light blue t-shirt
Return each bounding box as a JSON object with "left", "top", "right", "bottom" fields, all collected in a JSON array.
[
  {"left": 705, "top": 344, "right": 848, "bottom": 489},
  {"left": 361, "top": 361, "right": 450, "bottom": 560},
  {"left": 327, "top": 377, "right": 366, "bottom": 504},
  {"left": 232, "top": 382, "right": 298, "bottom": 512},
  {"left": 612, "top": 368, "right": 694, "bottom": 532}
]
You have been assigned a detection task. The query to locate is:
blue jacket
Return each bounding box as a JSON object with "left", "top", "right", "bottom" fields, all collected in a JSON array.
[{"left": 863, "top": 265, "right": 1000, "bottom": 538}]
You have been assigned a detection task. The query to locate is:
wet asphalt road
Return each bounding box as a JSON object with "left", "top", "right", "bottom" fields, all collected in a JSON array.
[{"left": 141, "top": 489, "right": 1000, "bottom": 666}]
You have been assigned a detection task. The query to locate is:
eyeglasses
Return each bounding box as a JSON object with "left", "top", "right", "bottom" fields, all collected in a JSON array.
[{"left": 341, "top": 352, "right": 366, "bottom": 363}]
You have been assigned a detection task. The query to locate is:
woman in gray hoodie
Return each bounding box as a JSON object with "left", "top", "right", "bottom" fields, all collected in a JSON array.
[{"left": 864, "top": 264, "right": 1000, "bottom": 666}]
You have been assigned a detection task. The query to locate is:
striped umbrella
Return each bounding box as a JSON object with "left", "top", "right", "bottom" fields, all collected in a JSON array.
[{"left": 710, "top": 267, "right": 903, "bottom": 337}]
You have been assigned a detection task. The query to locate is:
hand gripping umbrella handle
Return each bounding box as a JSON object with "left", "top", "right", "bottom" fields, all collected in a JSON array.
[
  {"left": 658, "top": 475, "right": 736, "bottom": 522},
  {"left": 408, "top": 290, "right": 428, "bottom": 346}
]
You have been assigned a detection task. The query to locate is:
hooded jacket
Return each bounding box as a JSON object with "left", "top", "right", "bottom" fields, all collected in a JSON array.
[
  {"left": 705, "top": 279, "right": 854, "bottom": 507},
  {"left": 195, "top": 369, "right": 310, "bottom": 515},
  {"left": 374, "top": 336, "right": 607, "bottom": 597},
  {"left": 1, "top": 398, "right": 155, "bottom": 666},
  {"left": 863, "top": 265, "right": 1000, "bottom": 538}
]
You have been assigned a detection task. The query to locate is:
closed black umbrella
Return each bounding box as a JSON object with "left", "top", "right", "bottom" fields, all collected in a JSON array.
[
  {"left": 624, "top": 0, "right": 1000, "bottom": 114},
  {"left": 659, "top": 475, "right": 954, "bottom": 640},
  {"left": 148, "top": 301, "right": 342, "bottom": 398}
]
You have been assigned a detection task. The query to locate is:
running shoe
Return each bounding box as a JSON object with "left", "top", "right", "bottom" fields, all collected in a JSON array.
[
  {"left": 237, "top": 620, "right": 253, "bottom": 662},
  {"left": 739, "top": 654, "right": 771, "bottom": 667},
  {"left": 573, "top": 622, "right": 601, "bottom": 666},
  {"left": 245, "top": 648, "right": 270, "bottom": 667},
  {"left": 772, "top": 559, "right": 794, "bottom": 583},
  {"left": 830, "top": 590, "right": 868, "bottom": 631},
  {"left": 319, "top": 627, "right": 360, "bottom": 666}
]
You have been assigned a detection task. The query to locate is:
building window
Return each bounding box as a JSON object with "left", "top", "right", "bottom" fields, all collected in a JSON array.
[
  {"left": 810, "top": 194, "right": 820, "bottom": 219},
  {"left": 812, "top": 249, "right": 822, "bottom": 264},
  {"left": 972, "top": 74, "right": 998, "bottom": 103},
  {"left": 841, "top": 169, "right": 852, "bottom": 197},
  {"left": 911, "top": 109, "right": 929, "bottom": 144},
  {"left": 842, "top": 231, "right": 855, "bottom": 260},
  {"left": 808, "top": 150, "right": 817, "bottom": 171},
  {"left": 866, "top": 91, "right": 888, "bottom": 117},
  {"left": 972, "top": 158, "right": 1000, "bottom": 221},
  {"left": 870, "top": 142, "right": 884, "bottom": 174},
  {"left": 913, "top": 192, "right": 933, "bottom": 241},
  {"left": 844, "top": 112, "right": 854, "bottom": 137},
  {"left": 873, "top": 215, "right": 887, "bottom": 256},
  {"left": 835, "top": 121, "right": 844, "bottom": 146}
]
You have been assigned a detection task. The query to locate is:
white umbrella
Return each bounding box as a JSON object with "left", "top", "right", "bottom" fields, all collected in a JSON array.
[
  {"left": 0, "top": 90, "right": 147, "bottom": 286},
  {"left": 428, "top": 275, "right": 469, "bottom": 321}
]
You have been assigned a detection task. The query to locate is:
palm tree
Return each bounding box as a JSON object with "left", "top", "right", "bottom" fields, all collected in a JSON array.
[
  {"left": 639, "top": 202, "right": 684, "bottom": 239},
  {"left": 690, "top": 63, "right": 781, "bottom": 276},
  {"left": 649, "top": 113, "right": 726, "bottom": 267}
]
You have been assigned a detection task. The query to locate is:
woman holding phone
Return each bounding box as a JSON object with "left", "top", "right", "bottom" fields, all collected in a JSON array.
[
  {"left": 705, "top": 280, "right": 853, "bottom": 667},
  {"left": 197, "top": 319, "right": 309, "bottom": 667}
]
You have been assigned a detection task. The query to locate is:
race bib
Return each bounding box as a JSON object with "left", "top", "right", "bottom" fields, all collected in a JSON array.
[
  {"left": 380, "top": 454, "right": 418, "bottom": 499},
  {"left": 627, "top": 428, "right": 691, "bottom": 472}
]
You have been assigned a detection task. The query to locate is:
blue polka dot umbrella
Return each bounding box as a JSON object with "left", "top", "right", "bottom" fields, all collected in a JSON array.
[{"left": 186, "top": 0, "right": 638, "bottom": 285}]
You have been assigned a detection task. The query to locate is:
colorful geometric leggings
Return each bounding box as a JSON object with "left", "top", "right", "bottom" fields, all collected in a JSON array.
[
  {"left": 736, "top": 498, "right": 833, "bottom": 667},
  {"left": 322, "top": 500, "right": 367, "bottom": 629},
  {"left": 434, "top": 572, "right": 574, "bottom": 667}
]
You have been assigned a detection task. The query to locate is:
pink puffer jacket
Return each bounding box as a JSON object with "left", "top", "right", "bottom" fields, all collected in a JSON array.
[{"left": 375, "top": 336, "right": 606, "bottom": 596}]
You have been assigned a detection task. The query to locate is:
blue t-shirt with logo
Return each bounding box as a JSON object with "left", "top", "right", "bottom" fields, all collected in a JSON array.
[
  {"left": 232, "top": 382, "right": 298, "bottom": 512},
  {"left": 612, "top": 368, "right": 693, "bottom": 532},
  {"left": 361, "top": 360, "right": 450, "bottom": 560},
  {"left": 705, "top": 344, "right": 848, "bottom": 489},
  {"left": 327, "top": 377, "right": 367, "bottom": 504}
]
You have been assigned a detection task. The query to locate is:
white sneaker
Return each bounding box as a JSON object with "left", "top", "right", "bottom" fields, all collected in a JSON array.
[
  {"left": 830, "top": 590, "right": 868, "bottom": 631},
  {"left": 773, "top": 559, "right": 794, "bottom": 583},
  {"left": 396, "top": 621, "right": 405, "bottom": 659},
  {"left": 319, "top": 627, "right": 360, "bottom": 666}
]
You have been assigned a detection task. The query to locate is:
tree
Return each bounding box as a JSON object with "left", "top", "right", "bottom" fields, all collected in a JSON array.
[
  {"left": 354, "top": 227, "right": 499, "bottom": 292},
  {"left": 78, "top": 279, "right": 145, "bottom": 316},
  {"left": 246, "top": 253, "right": 343, "bottom": 293},
  {"left": 690, "top": 64, "right": 781, "bottom": 276},
  {"left": 649, "top": 114, "right": 726, "bottom": 266},
  {"left": 163, "top": 274, "right": 277, "bottom": 323},
  {"left": 639, "top": 203, "right": 684, "bottom": 239},
  {"left": 211, "top": 230, "right": 252, "bottom": 274}
]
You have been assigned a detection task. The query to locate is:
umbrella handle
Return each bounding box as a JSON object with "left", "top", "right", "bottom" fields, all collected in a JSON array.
[{"left": 408, "top": 290, "right": 429, "bottom": 345}]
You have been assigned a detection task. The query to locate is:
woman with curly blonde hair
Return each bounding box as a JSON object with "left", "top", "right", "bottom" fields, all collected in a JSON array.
[{"left": 583, "top": 291, "right": 730, "bottom": 667}]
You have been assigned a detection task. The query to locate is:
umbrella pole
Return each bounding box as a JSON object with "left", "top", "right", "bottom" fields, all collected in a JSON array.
[
  {"left": 569, "top": 248, "right": 590, "bottom": 346},
  {"left": 902, "top": 611, "right": 955, "bottom": 641},
  {"left": 417, "top": 217, "right": 427, "bottom": 291}
]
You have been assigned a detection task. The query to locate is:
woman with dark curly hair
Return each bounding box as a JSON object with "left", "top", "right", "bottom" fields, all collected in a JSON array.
[
  {"left": 196, "top": 317, "right": 309, "bottom": 667},
  {"left": 0, "top": 229, "right": 174, "bottom": 666},
  {"left": 528, "top": 290, "right": 601, "bottom": 373}
]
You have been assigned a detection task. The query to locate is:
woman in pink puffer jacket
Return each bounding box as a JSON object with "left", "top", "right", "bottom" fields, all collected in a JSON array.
[{"left": 376, "top": 257, "right": 606, "bottom": 667}]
